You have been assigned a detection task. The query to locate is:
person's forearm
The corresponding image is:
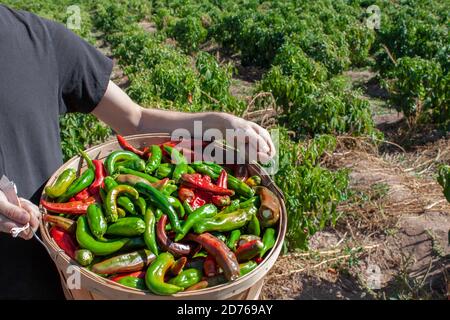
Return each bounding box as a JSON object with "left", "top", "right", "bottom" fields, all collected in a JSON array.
[{"left": 137, "top": 108, "right": 226, "bottom": 137}]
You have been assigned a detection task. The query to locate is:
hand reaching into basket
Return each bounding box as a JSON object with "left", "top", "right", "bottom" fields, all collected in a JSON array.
[
  {"left": 0, "top": 191, "right": 41, "bottom": 240},
  {"left": 92, "top": 81, "right": 276, "bottom": 164}
]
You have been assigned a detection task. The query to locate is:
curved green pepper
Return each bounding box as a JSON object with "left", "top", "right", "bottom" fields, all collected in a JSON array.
[
  {"left": 104, "top": 176, "right": 118, "bottom": 192},
  {"left": 145, "top": 252, "right": 184, "bottom": 295},
  {"left": 76, "top": 216, "right": 129, "bottom": 256},
  {"left": 247, "top": 213, "right": 261, "bottom": 236},
  {"left": 260, "top": 227, "right": 276, "bottom": 257},
  {"left": 86, "top": 204, "right": 107, "bottom": 240},
  {"left": 105, "top": 185, "right": 139, "bottom": 222},
  {"left": 155, "top": 163, "right": 174, "bottom": 179},
  {"left": 135, "top": 197, "right": 147, "bottom": 216},
  {"left": 117, "top": 167, "right": 159, "bottom": 183},
  {"left": 144, "top": 208, "right": 159, "bottom": 255},
  {"left": 175, "top": 204, "right": 217, "bottom": 241},
  {"left": 227, "top": 229, "right": 241, "bottom": 251},
  {"left": 75, "top": 249, "right": 94, "bottom": 267},
  {"left": 105, "top": 150, "right": 141, "bottom": 175},
  {"left": 168, "top": 268, "right": 202, "bottom": 289},
  {"left": 167, "top": 196, "right": 185, "bottom": 218},
  {"left": 117, "top": 196, "right": 137, "bottom": 215},
  {"left": 106, "top": 217, "right": 146, "bottom": 237},
  {"left": 135, "top": 182, "right": 182, "bottom": 234},
  {"left": 145, "top": 145, "right": 162, "bottom": 174},
  {"left": 45, "top": 168, "right": 77, "bottom": 198},
  {"left": 116, "top": 159, "right": 146, "bottom": 172},
  {"left": 239, "top": 261, "right": 258, "bottom": 276},
  {"left": 193, "top": 206, "right": 257, "bottom": 233},
  {"left": 182, "top": 200, "right": 194, "bottom": 215},
  {"left": 57, "top": 169, "right": 94, "bottom": 202}
]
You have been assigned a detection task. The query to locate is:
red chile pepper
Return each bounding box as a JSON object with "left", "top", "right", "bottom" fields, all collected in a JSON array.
[
  {"left": 212, "top": 170, "right": 231, "bottom": 207},
  {"left": 41, "top": 197, "right": 96, "bottom": 215},
  {"left": 185, "top": 233, "right": 240, "bottom": 281},
  {"left": 156, "top": 215, "right": 192, "bottom": 257},
  {"left": 170, "top": 257, "right": 188, "bottom": 276},
  {"left": 117, "top": 135, "right": 148, "bottom": 158},
  {"left": 110, "top": 271, "right": 146, "bottom": 282},
  {"left": 50, "top": 226, "right": 77, "bottom": 259},
  {"left": 254, "top": 257, "right": 264, "bottom": 264},
  {"left": 203, "top": 255, "right": 218, "bottom": 277},
  {"left": 181, "top": 173, "right": 235, "bottom": 196},
  {"left": 88, "top": 160, "right": 106, "bottom": 195},
  {"left": 73, "top": 188, "right": 90, "bottom": 201},
  {"left": 178, "top": 186, "right": 195, "bottom": 203}
]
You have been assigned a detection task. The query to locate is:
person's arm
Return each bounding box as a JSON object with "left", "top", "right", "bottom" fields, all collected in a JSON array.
[{"left": 92, "top": 81, "right": 275, "bottom": 162}]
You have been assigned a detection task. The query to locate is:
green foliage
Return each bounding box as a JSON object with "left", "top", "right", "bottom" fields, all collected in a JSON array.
[
  {"left": 437, "top": 165, "right": 450, "bottom": 203},
  {"left": 274, "top": 129, "right": 350, "bottom": 249},
  {"left": 169, "top": 16, "right": 208, "bottom": 53},
  {"left": 59, "top": 114, "right": 112, "bottom": 161},
  {"left": 383, "top": 57, "right": 449, "bottom": 126}
]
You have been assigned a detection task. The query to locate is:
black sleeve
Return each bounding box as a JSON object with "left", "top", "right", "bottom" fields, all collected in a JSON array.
[{"left": 47, "top": 21, "right": 113, "bottom": 114}]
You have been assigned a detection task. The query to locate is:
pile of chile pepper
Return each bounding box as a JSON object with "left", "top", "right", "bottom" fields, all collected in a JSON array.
[{"left": 41, "top": 135, "right": 280, "bottom": 295}]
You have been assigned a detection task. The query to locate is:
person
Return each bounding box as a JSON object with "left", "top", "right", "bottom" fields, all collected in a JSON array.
[{"left": 0, "top": 5, "right": 275, "bottom": 299}]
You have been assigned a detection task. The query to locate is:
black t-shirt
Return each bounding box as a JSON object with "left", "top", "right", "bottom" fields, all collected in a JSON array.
[{"left": 0, "top": 5, "right": 112, "bottom": 299}]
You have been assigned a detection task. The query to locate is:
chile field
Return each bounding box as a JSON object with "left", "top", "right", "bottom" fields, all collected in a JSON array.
[{"left": 4, "top": 0, "right": 449, "bottom": 299}]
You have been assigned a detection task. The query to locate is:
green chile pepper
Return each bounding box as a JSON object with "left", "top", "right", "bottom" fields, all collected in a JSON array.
[
  {"left": 75, "top": 249, "right": 94, "bottom": 267},
  {"left": 193, "top": 206, "right": 257, "bottom": 233},
  {"left": 239, "top": 261, "right": 258, "bottom": 276},
  {"left": 57, "top": 168, "right": 95, "bottom": 202},
  {"left": 226, "top": 229, "right": 241, "bottom": 251},
  {"left": 162, "top": 183, "right": 178, "bottom": 196},
  {"left": 105, "top": 185, "right": 139, "bottom": 222},
  {"left": 240, "top": 196, "right": 260, "bottom": 209},
  {"left": 135, "top": 182, "right": 182, "bottom": 234},
  {"left": 117, "top": 276, "right": 147, "bottom": 290},
  {"left": 117, "top": 167, "right": 159, "bottom": 183},
  {"left": 174, "top": 204, "right": 218, "bottom": 241},
  {"left": 247, "top": 214, "right": 261, "bottom": 236},
  {"left": 104, "top": 176, "right": 118, "bottom": 192},
  {"left": 116, "top": 159, "right": 146, "bottom": 172},
  {"left": 117, "top": 196, "right": 137, "bottom": 215},
  {"left": 144, "top": 208, "right": 159, "bottom": 255},
  {"left": 92, "top": 249, "right": 155, "bottom": 274},
  {"left": 86, "top": 204, "right": 107, "bottom": 240},
  {"left": 260, "top": 227, "right": 276, "bottom": 257},
  {"left": 135, "top": 197, "right": 147, "bottom": 216},
  {"left": 221, "top": 199, "right": 240, "bottom": 214},
  {"left": 187, "top": 166, "right": 196, "bottom": 174},
  {"left": 76, "top": 216, "right": 129, "bottom": 256},
  {"left": 45, "top": 168, "right": 77, "bottom": 198},
  {"left": 167, "top": 196, "right": 185, "bottom": 218},
  {"left": 155, "top": 163, "right": 174, "bottom": 179},
  {"left": 106, "top": 217, "right": 146, "bottom": 237},
  {"left": 145, "top": 252, "right": 184, "bottom": 295},
  {"left": 245, "top": 176, "right": 261, "bottom": 187},
  {"left": 105, "top": 150, "right": 141, "bottom": 175},
  {"left": 183, "top": 200, "right": 194, "bottom": 215},
  {"left": 168, "top": 268, "right": 202, "bottom": 289},
  {"left": 145, "top": 145, "right": 162, "bottom": 174}
]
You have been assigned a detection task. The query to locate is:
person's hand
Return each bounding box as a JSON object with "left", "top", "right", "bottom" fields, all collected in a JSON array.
[
  {"left": 0, "top": 191, "right": 41, "bottom": 240},
  {"left": 212, "top": 113, "right": 276, "bottom": 164}
]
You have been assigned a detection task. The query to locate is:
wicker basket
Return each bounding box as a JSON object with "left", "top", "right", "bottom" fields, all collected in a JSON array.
[{"left": 39, "top": 133, "right": 287, "bottom": 300}]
